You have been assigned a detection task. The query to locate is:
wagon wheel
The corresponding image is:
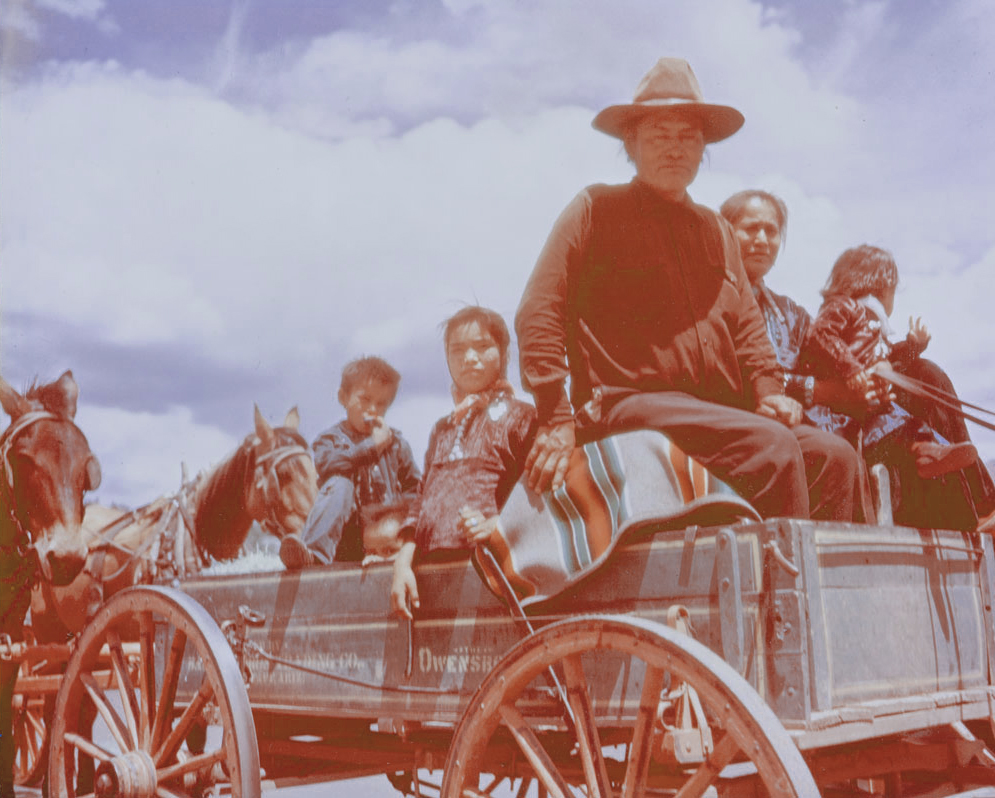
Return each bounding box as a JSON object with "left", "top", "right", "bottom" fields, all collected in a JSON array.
[
  {"left": 442, "top": 615, "right": 817, "bottom": 798},
  {"left": 11, "top": 624, "right": 60, "bottom": 787},
  {"left": 12, "top": 682, "right": 50, "bottom": 785},
  {"left": 48, "top": 585, "right": 260, "bottom": 798}
]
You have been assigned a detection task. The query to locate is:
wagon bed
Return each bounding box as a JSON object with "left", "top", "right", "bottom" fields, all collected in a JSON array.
[{"left": 23, "top": 515, "right": 995, "bottom": 797}]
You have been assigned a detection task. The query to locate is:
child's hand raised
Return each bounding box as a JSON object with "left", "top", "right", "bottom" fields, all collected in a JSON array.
[
  {"left": 908, "top": 316, "right": 931, "bottom": 351},
  {"left": 368, "top": 415, "right": 395, "bottom": 450}
]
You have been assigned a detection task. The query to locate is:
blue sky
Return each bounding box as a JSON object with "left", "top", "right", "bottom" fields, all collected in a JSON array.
[{"left": 2, "top": 0, "right": 994, "bottom": 508}]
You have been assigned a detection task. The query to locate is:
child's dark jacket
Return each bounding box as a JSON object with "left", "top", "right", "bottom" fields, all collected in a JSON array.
[
  {"left": 312, "top": 420, "right": 420, "bottom": 510},
  {"left": 803, "top": 294, "right": 925, "bottom": 380}
]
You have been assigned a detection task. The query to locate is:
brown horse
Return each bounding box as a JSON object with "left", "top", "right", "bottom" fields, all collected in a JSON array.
[
  {"left": 31, "top": 405, "right": 317, "bottom": 639},
  {"left": 0, "top": 371, "right": 100, "bottom": 797}
]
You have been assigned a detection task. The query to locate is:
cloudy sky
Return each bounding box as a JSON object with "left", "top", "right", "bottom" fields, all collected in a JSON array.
[{"left": 2, "top": 0, "right": 994, "bottom": 509}]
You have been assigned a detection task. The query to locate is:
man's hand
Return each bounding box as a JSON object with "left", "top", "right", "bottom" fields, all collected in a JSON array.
[
  {"left": 369, "top": 416, "right": 394, "bottom": 451},
  {"left": 458, "top": 506, "right": 499, "bottom": 545},
  {"left": 389, "top": 542, "right": 418, "bottom": 619},
  {"left": 908, "top": 316, "right": 931, "bottom": 351},
  {"left": 756, "top": 394, "right": 803, "bottom": 427},
  {"left": 524, "top": 421, "right": 576, "bottom": 493}
]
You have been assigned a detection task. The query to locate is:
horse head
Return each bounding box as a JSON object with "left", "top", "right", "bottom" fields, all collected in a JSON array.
[
  {"left": 192, "top": 406, "right": 317, "bottom": 561},
  {"left": 245, "top": 406, "right": 317, "bottom": 541},
  {"left": 0, "top": 371, "right": 100, "bottom": 586}
]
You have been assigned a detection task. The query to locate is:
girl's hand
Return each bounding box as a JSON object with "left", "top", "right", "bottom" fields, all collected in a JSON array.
[
  {"left": 390, "top": 562, "right": 419, "bottom": 619},
  {"left": 389, "top": 541, "right": 418, "bottom": 619},
  {"left": 458, "top": 506, "right": 499, "bottom": 545},
  {"left": 908, "top": 316, "right": 931, "bottom": 350}
]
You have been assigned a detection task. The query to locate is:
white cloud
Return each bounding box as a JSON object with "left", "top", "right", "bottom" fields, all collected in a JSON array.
[
  {"left": 3, "top": 0, "right": 995, "bottom": 504},
  {"left": 35, "top": 0, "right": 106, "bottom": 21},
  {"left": 76, "top": 404, "right": 240, "bottom": 508},
  {"left": 0, "top": 3, "right": 41, "bottom": 40}
]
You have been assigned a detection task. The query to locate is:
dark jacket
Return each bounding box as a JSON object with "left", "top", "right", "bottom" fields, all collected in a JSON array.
[
  {"left": 516, "top": 180, "right": 784, "bottom": 427},
  {"left": 803, "top": 294, "right": 925, "bottom": 380}
]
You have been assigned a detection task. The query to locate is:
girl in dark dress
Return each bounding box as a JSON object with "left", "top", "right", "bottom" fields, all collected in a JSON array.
[{"left": 390, "top": 306, "right": 536, "bottom": 618}]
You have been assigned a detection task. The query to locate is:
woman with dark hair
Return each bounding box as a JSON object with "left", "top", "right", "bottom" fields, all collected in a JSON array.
[{"left": 390, "top": 306, "right": 537, "bottom": 617}]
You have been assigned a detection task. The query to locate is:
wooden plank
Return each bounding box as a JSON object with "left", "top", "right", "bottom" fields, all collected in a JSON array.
[
  {"left": 14, "top": 669, "right": 114, "bottom": 696},
  {"left": 799, "top": 520, "right": 832, "bottom": 714},
  {"left": 810, "top": 524, "right": 988, "bottom": 708},
  {"left": 795, "top": 692, "right": 992, "bottom": 749},
  {"left": 180, "top": 529, "right": 773, "bottom": 724}
]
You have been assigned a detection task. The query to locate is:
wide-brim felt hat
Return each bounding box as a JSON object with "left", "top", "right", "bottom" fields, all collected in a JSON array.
[{"left": 592, "top": 58, "right": 744, "bottom": 144}]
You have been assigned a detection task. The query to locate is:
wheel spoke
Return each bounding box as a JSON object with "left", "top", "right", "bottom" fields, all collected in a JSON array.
[
  {"left": 13, "top": 722, "right": 27, "bottom": 774},
  {"left": 154, "top": 677, "right": 213, "bottom": 767},
  {"left": 499, "top": 704, "right": 574, "bottom": 798},
  {"left": 561, "top": 654, "right": 613, "bottom": 798},
  {"left": 151, "top": 627, "right": 187, "bottom": 754},
  {"left": 107, "top": 629, "right": 141, "bottom": 748},
  {"left": 24, "top": 718, "right": 39, "bottom": 761},
  {"left": 481, "top": 774, "right": 507, "bottom": 796},
  {"left": 673, "top": 732, "right": 741, "bottom": 798},
  {"left": 27, "top": 707, "right": 46, "bottom": 739},
  {"left": 620, "top": 663, "right": 666, "bottom": 798},
  {"left": 157, "top": 748, "right": 225, "bottom": 784},
  {"left": 156, "top": 787, "right": 187, "bottom": 798},
  {"left": 139, "top": 611, "right": 157, "bottom": 748},
  {"left": 81, "top": 672, "right": 133, "bottom": 752},
  {"left": 64, "top": 732, "right": 114, "bottom": 764}
]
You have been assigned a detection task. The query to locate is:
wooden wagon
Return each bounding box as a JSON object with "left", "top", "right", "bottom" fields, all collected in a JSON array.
[{"left": 12, "top": 499, "right": 995, "bottom": 798}]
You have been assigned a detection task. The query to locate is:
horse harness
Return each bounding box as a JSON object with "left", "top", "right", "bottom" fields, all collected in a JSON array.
[
  {"left": 252, "top": 436, "right": 312, "bottom": 539},
  {"left": 84, "top": 434, "right": 311, "bottom": 587},
  {"left": 0, "top": 410, "right": 62, "bottom": 560}
]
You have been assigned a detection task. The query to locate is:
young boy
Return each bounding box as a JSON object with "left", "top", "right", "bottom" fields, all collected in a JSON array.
[
  {"left": 390, "top": 306, "right": 536, "bottom": 617},
  {"left": 280, "top": 356, "right": 421, "bottom": 569}
]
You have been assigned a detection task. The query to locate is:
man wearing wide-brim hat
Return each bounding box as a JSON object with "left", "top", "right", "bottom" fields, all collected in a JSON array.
[{"left": 515, "top": 58, "right": 860, "bottom": 521}]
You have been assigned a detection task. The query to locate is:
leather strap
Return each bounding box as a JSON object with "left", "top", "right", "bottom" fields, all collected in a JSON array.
[{"left": 876, "top": 369, "right": 995, "bottom": 433}]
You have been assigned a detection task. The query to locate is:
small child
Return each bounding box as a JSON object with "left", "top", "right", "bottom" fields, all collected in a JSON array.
[
  {"left": 390, "top": 306, "right": 537, "bottom": 618},
  {"left": 803, "top": 245, "right": 976, "bottom": 478},
  {"left": 359, "top": 504, "right": 406, "bottom": 565},
  {"left": 280, "top": 356, "right": 420, "bottom": 569}
]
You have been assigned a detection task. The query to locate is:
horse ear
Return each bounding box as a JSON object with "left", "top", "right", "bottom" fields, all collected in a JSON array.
[
  {"left": 0, "top": 375, "right": 30, "bottom": 420},
  {"left": 283, "top": 406, "right": 301, "bottom": 431},
  {"left": 254, "top": 404, "right": 275, "bottom": 445},
  {"left": 51, "top": 370, "right": 80, "bottom": 419}
]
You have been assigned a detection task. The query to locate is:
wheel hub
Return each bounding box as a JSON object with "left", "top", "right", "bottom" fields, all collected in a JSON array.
[{"left": 94, "top": 750, "right": 157, "bottom": 798}]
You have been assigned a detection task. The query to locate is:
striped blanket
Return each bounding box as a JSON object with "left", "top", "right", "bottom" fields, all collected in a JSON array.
[{"left": 483, "top": 430, "right": 759, "bottom": 606}]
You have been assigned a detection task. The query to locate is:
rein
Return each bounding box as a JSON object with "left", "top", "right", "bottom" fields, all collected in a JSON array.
[
  {"left": 875, "top": 368, "right": 995, "bottom": 433},
  {"left": 0, "top": 411, "right": 60, "bottom": 559}
]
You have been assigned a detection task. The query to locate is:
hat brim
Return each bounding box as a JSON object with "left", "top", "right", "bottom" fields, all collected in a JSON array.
[{"left": 592, "top": 100, "right": 744, "bottom": 144}]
